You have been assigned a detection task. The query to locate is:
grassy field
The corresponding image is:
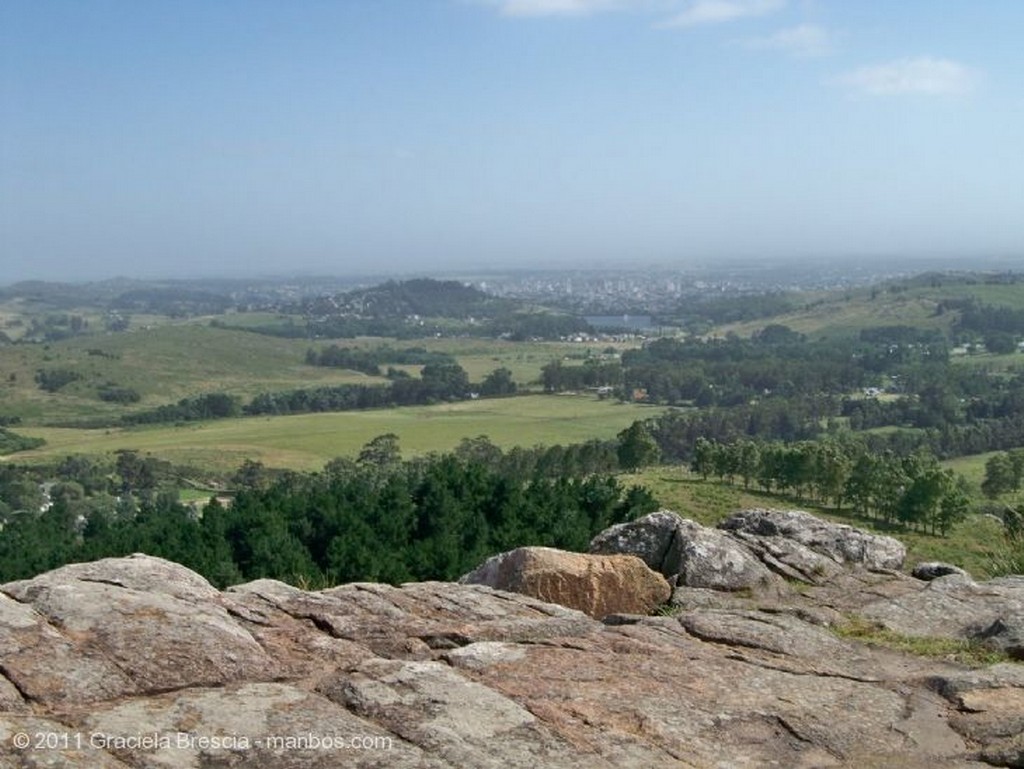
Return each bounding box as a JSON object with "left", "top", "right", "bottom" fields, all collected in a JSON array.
[
  {"left": 10, "top": 394, "right": 665, "bottom": 473},
  {"left": 717, "top": 288, "right": 950, "bottom": 340},
  {"left": 715, "top": 277, "right": 1024, "bottom": 341},
  {"left": 630, "top": 465, "right": 1009, "bottom": 577},
  {"left": 0, "top": 320, "right": 610, "bottom": 425},
  {"left": 0, "top": 324, "right": 384, "bottom": 423}
]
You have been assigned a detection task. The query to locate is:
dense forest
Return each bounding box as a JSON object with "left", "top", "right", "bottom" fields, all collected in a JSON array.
[{"left": 0, "top": 438, "right": 654, "bottom": 586}]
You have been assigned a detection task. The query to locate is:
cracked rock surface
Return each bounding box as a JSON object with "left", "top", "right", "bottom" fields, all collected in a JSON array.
[{"left": 1, "top": 509, "right": 1022, "bottom": 768}]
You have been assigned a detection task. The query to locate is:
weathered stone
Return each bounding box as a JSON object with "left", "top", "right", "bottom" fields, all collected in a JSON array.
[
  {"left": 441, "top": 641, "right": 528, "bottom": 672},
  {"left": 677, "top": 608, "right": 856, "bottom": 660},
  {"left": 588, "top": 509, "right": 684, "bottom": 575},
  {"left": 860, "top": 572, "right": 1024, "bottom": 654},
  {"left": 720, "top": 508, "right": 907, "bottom": 571},
  {"left": 0, "top": 590, "right": 138, "bottom": 705},
  {"left": 975, "top": 615, "right": 1024, "bottom": 660},
  {"left": 727, "top": 528, "right": 844, "bottom": 584},
  {"left": 1, "top": 554, "right": 275, "bottom": 703},
  {"left": 460, "top": 546, "right": 671, "bottom": 619},
  {"left": 912, "top": 561, "right": 971, "bottom": 581},
  {"left": 590, "top": 510, "right": 779, "bottom": 592},
  {"left": 667, "top": 519, "right": 778, "bottom": 591},
  {"left": 0, "top": 713, "right": 136, "bottom": 768},
  {"left": 2, "top": 510, "right": 1023, "bottom": 769},
  {"left": 320, "top": 658, "right": 585, "bottom": 768},
  {"left": 82, "top": 682, "right": 434, "bottom": 769}
]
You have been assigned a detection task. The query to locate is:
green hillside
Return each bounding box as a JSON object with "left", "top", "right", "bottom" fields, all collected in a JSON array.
[{"left": 711, "top": 272, "right": 1024, "bottom": 340}]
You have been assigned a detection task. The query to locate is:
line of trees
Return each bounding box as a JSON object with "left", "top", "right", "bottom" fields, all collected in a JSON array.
[
  {"left": 305, "top": 344, "right": 455, "bottom": 375},
  {"left": 687, "top": 437, "right": 969, "bottom": 536},
  {"left": 120, "top": 362, "right": 482, "bottom": 424}
]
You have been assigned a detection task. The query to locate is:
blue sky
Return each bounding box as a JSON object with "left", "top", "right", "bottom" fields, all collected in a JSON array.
[{"left": 2, "top": 0, "right": 1022, "bottom": 281}]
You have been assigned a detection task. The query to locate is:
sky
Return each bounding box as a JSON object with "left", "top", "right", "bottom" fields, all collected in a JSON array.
[{"left": 2, "top": 0, "right": 1023, "bottom": 282}]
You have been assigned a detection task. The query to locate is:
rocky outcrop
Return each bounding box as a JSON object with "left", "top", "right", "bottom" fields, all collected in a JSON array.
[
  {"left": 0, "top": 510, "right": 1021, "bottom": 769},
  {"left": 589, "top": 510, "right": 779, "bottom": 591},
  {"left": 719, "top": 508, "right": 907, "bottom": 573},
  {"left": 859, "top": 573, "right": 1024, "bottom": 660},
  {"left": 590, "top": 508, "right": 906, "bottom": 591},
  {"left": 459, "top": 546, "right": 670, "bottom": 618}
]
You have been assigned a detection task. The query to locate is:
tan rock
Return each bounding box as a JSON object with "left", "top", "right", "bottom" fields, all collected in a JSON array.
[{"left": 460, "top": 546, "right": 671, "bottom": 619}]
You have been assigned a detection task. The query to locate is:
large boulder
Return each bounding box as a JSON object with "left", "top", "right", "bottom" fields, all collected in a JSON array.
[
  {"left": 668, "top": 519, "right": 778, "bottom": 591},
  {"left": 460, "top": 546, "right": 670, "bottom": 619},
  {"left": 719, "top": 508, "right": 906, "bottom": 572},
  {"left": 590, "top": 510, "right": 778, "bottom": 592},
  {"left": 587, "top": 510, "right": 682, "bottom": 574},
  {"left": 0, "top": 554, "right": 275, "bottom": 705}
]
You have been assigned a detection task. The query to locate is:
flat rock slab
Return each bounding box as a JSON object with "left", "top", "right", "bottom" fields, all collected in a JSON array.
[{"left": 860, "top": 573, "right": 1024, "bottom": 658}]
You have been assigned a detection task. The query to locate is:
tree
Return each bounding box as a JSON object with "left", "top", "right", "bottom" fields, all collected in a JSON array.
[
  {"left": 615, "top": 484, "right": 659, "bottom": 522},
  {"left": 617, "top": 422, "right": 659, "bottom": 472},
  {"left": 982, "top": 453, "right": 1016, "bottom": 499},
  {"left": 115, "top": 450, "right": 157, "bottom": 494},
  {"left": 813, "top": 442, "right": 851, "bottom": 509},
  {"left": 844, "top": 453, "right": 878, "bottom": 515},
  {"left": 984, "top": 331, "right": 1017, "bottom": 355},
  {"left": 420, "top": 362, "right": 470, "bottom": 401},
  {"left": 357, "top": 434, "right": 402, "bottom": 470},
  {"left": 540, "top": 360, "right": 565, "bottom": 392},
  {"left": 733, "top": 440, "right": 760, "bottom": 490},
  {"left": 692, "top": 437, "right": 716, "bottom": 480},
  {"left": 479, "top": 367, "right": 517, "bottom": 397},
  {"left": 898, "top": 466, "right": 946, "bottom": 531},
  {"left": 936, "top": 474, "right": 970, "bottom": 536},
  {"left": 232, "top": 459, "right": 271, "bottom": 491},
  {"left": 454, "top": 436, "right": 503, "bottom": 466}
]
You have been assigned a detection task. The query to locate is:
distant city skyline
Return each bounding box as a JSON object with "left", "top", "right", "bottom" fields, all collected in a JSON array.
[{"left": 3, "top": 1, "right": 1023, "bottom": 281}]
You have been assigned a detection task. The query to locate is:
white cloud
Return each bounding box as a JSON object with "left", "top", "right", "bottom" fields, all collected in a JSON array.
[
  {"left": 834, "top": 57, "right": 976, "bottom": 96},
  {"left": 480, "top": 0, "right": 788, "bottom": 23},
  {"left": 662, "top": 0, "right": 785, "bottom": 27},
  {"left": 489, "top": 0, "right": 640, "bottom": 16},
  {"left": 746, "top": 23, "right": 831, "bottom": 57}
]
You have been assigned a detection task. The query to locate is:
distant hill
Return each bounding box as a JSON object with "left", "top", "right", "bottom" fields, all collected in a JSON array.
[
  {"left": 703, "top": 270, "right": 1024, "bottom": 342},
  {"left": 313, "top": 278, "right": 515, "bottom": 320}
]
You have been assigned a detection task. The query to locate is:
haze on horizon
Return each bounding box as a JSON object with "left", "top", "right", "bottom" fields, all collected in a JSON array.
[{"left": 3, "top": 1, "right": 1023, "bottom": 283}]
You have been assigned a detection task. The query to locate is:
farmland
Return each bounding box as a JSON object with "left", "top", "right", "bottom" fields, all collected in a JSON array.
[{"left": 12, "top": 393, "right": 664, "bottom": 473}]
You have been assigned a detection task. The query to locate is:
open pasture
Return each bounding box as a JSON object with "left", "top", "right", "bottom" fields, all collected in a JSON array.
[{"left": 12, "top": 394, "right": 665, "bottom": 473}]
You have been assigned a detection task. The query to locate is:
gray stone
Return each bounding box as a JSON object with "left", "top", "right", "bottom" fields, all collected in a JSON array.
[
  {"left": 667, "top": 519, "right": 778, "bottom": 591},
  {"left": 720, "top": 508, "right": 907, "bottom": 571},
  {"left": 726, "top": 528, "right": 844, "bottom": 584},
  {"left": 860, "top": 571, "right": 1024, "bottom": 652},
  {"left": 912, "top": 562, "right": 971, "bottom": 581},
  {"left": 588, "top": 509, "right": 684, "bottom": 575},
  {"left": 974, "top": 615, "right": 1024, "bottom": 660},
  {"left": 589, "top": 511, "right": 779, "bottom": 592}
]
